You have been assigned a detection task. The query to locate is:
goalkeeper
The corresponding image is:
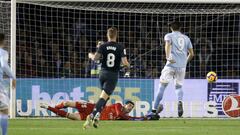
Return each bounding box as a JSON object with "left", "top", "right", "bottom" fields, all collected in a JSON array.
[{"left": 40, "top": 100, "right": 159, "bottom": 122}]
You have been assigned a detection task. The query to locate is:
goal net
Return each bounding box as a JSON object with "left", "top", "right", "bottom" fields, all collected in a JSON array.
[
  {"left": 8, "top": 0, "right": 240, "bottom": 117},
  {"left": 0, "top": 1, "right": 11, "bottom": 51}
]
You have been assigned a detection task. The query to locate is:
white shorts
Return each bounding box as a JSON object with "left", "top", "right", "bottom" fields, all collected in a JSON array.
[
  {"left": 0, "top": 93, "right": 9, "bottom": 110},
  {"left": 0, "top": 80, "right": 10, "bottom": 110},
  {"left": 160, "top": 66, "right": 186, "bottom": 86}
]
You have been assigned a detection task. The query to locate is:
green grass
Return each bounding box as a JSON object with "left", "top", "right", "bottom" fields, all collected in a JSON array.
[{"left": 9, "top": 119, "right": 240, "bottom": 135}]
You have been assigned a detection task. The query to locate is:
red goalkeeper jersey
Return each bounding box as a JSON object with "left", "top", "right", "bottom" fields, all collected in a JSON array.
[
  {"left": 100, "top": 103, "right": 140, "bottom": 120},
  {"left": 76, "top": 102, "right": 144, "bottom": 120}
]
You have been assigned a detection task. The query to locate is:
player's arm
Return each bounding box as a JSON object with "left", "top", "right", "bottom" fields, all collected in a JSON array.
[
  {"left": 165, "top": 37, "right": 175, "bottom": 63},
  {"left": 122, "top": 57, "right": 131, "bottom": 77},
  {"left": 187, "top": 39, "right": 194, "bottom": 63},
  {"left": 88, "top": 43, "right": 103, "bottom": 61},
  {"left": 114, "top": 103, "right": 131, "bottom": 120},
  {"left": 0, "top": 53, "right": 16, "bottom": 88},
  {"left": 114, "top": 103, "right": 146, "bottom": 120},
  {"left": 121, "top": 48, "right": 130, "bottom": 67},
  {"left": 121, "top": 48, "right": 131, "bottom": 77},
  {"left": 121, "top": 57, "right": 130, "bottom": 69},
  {"left": 88, "top": 52, "right": 101, "bottom": 61},
  {"left": 187, "top": 48, "right": 194, "bottom": 62}
]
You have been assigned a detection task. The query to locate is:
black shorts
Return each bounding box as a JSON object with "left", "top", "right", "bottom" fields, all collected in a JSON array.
[{"left": 99, "top": 70, "right": 118, "bottom": 95}]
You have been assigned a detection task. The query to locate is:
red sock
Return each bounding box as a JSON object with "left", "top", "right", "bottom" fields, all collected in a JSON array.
[
  {"left": 48, "top": 106, "right": 68, "bottom": 117},
  {"left": 55, "top": 102, "right": 65, "bottom": 109}
]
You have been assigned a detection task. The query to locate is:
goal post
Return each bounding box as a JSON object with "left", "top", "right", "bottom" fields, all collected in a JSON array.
[
  {"left": 5, "top": 0, "right": 240, "bottom": 118},
  {"left": 10, "top": 0, "right": 17, "bottom": 119}
]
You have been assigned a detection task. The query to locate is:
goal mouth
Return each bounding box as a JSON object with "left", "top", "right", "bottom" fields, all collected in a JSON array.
[{"left": 1, "top": 0, "right": 240, "bottom": 118}]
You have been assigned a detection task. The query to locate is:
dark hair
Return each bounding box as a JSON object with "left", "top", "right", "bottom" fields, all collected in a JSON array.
[
  {"left": 107, "top": 27, "right": 118, "bottom": 39},
  {"left": 0, "top": 33, "right": 5, "bottom": 43},
  {"left": 169, "top": 21, "right": 181, "bottom": 31},
  {"left": 125, "top": 101, "right": 135, "bottom": 106}
]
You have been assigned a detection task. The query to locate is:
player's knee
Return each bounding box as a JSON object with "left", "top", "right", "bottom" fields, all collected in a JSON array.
[
  {"left": 0, "top": 109, "right": 8, "bottom": 114},
  {"left": 100, "top": 90, "right": 110, "bottom": 100},
  {"left": 161, "top": 83, "right": 168, "bottom": 87},
  {"left": 175, "top": 84, "right": 182, "bottom": 89},
  {"left": 64, "top": 101, "right": 71, "bottom": 106},
  {"left": 67, "top": 113, "right": 80, "bottom": 120}
]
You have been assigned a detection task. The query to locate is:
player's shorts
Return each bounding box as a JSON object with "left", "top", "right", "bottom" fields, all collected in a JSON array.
[
  {"left": 99, "top": 70, "right": 118, "bottom": 95},
  {"left": 75, "top": 102, "right": 95, "bottom": 120},
  {"left": 0, "top": 81, "right": 9, "bottom": 110},
  {"left": 160, "top": 66, "right": 186, "bottom": 86},
  {"left": 0, "top": 93, "right": 9, "bottom": 110}
]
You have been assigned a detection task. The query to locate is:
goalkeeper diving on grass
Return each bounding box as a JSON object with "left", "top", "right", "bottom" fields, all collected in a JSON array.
[{"left": 40, "top": 100, "right": 159, "bottom": 122}]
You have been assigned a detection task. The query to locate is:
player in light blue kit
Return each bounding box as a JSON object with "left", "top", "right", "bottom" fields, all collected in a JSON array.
[
  {"left": 0, "top": 33, "right": 16, "bottom": 135},
  {"left": 152, "top": 22, "right": 194, "bottom": 117}
]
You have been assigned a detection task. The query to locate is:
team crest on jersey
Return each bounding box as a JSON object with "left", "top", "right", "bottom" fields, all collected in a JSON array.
[{"left": 222, "top": 95, "right": 240, "bottom": 118}]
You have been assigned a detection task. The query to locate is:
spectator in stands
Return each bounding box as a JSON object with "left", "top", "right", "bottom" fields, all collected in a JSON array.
[
  {"left": 70, "top": 51, "right": 81, "bottom": 78},
  {"left": 52, "top": 52, "right": 63, "bottom": 78},
  {"left": 126, "top": 31, "right": 136, "bottom": 49},
  {"left": 145, "top": 67, "right": 158, "bottom": 78},
  {"left": 62, "top": 61, "right": 72, "bottom": 78},
  {"left": 197, "top": 44, "right": 212, "bottom": 77},
  {"left": 139, "top": 20, "right": 147, "bottom": 39},
  {"left": 23, "top": 52, "right": 37, "bottom": 77},
  {"left": 36, "top": 56, "right": 48, "bottom": 77}
]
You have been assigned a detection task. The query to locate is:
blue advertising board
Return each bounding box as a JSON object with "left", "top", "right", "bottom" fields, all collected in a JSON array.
[{"left": 16, "top": 78, "right": 154, "bottom": 116}]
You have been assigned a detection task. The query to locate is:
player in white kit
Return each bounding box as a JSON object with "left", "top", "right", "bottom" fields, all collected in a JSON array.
[
  {"left": 152, "top": 22, "right": 194, "bottom": 117},
  {"left": 0, "top": 33, "right": 16, "bottom": 135}
]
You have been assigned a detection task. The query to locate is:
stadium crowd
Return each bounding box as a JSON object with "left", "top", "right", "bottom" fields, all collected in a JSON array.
[{"left": 15, "top": 4, "right": 239, "bottom": 79}]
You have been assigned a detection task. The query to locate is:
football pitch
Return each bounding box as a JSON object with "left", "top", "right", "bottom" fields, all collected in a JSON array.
[{"left": 9, "top": 119, "right": 240, "bottom": 135}]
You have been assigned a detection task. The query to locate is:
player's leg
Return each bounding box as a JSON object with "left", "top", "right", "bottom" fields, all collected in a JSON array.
[
  {"left": 67, "top": 113, "right": 81, "bottom": 120},
  {"left": 83, "top": 72, "right": 108, "bottom": 129},
  {"left": 0, "top": 109, "right": 8, "bottom": 135},
  {"left": 174, "top": 68, "right": 186, "bottom": 117},
  {"left": 92, "top": 72, "right": 116, "bottom": 118},
  {"left": 152, "top": 67, "right": 174, "bottom": 113},
  {"left": 42, "top": 104, "right": 69, "bottom": 117},
  {"left": 153, "top": 83, "right": 168, "bottom": 113},
  {"left": 80, "top": 102, "right": 95, "bottom": 129},
  {"left": 85, "top": 71, "right": 117, "bottom": 129},
  {"left": 55, "top": 101, "right": 77, "bottom": 109},
  {"left": 0, "top": 93, "right": 9, "bottom": 135},
  {"left": 54, "top": 102, "right": 66, "bottom": 109}
]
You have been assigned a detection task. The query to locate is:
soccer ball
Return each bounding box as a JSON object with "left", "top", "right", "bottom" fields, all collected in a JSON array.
[{"left": 206, "top": 71, "right": 217, "bottom": 83}]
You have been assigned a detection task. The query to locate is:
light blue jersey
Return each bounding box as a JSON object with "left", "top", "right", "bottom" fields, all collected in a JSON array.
[
  {"left": 164, "top": 31, "right": 193, "bottom": 68},
  {"left": 0, "top": 48, "right": 15, "bottom": 94}
]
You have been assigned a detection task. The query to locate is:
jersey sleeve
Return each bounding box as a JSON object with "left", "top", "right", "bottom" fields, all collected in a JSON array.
[
  {"left": 114, "top": 103, "right": 146, "bottom": 120},
  {"left": 188, "top": 38, "right": 193, "bottom": 49},
  {"left": 96, "top": 44, "right": 104, "bottom": 54},
  {"left": 0, "top": 52, "right": 16, "bottom": 79},
  {"left": 164, "top": 34, "right": 171, "bottom": 44},
  {"left": 114, "top": 103, "right": 131, "bottom": 120},
  {"left": 121, "top": 46, "right": 127, "bottom": 58}
]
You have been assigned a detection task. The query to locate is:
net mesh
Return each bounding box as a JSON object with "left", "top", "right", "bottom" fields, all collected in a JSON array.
[
  {"left": 16, "top": 2, "right": 240, "bottom": 79},
  {"left": 0, "top": 1, "right": 11, "bottom": 51},
  {"left": 13, "top": 1, "right": 240, "bottom": 117}
]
